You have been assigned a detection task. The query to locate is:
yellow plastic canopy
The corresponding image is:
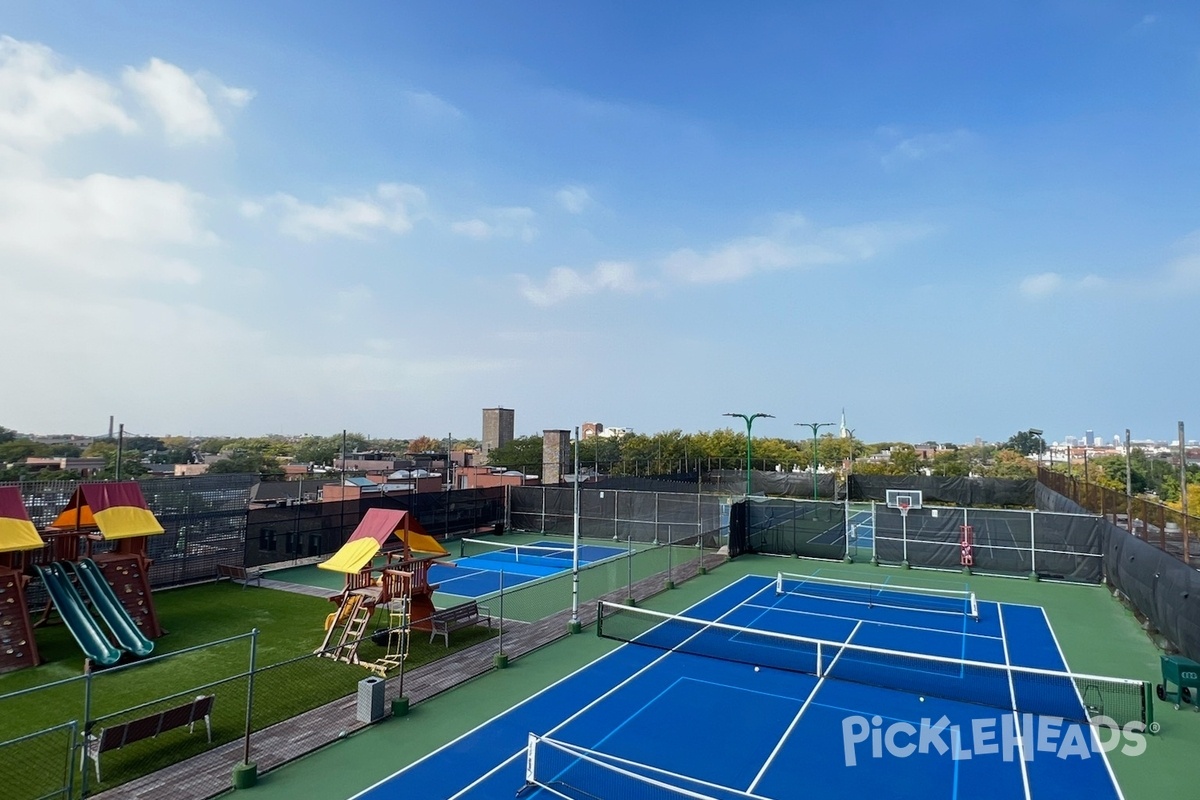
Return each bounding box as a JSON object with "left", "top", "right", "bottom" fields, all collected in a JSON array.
[
  {"left": 50, "top": 483, "right": 164, "bottom": 540},
  {"left": 318, "top": 508, "right": 446, "bottom": 574},
  {"left": 0, "top": 487, "right": 43, "bottom": 553}
]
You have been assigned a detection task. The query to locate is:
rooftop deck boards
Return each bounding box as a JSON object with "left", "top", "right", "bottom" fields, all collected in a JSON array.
[{"left": 90, "top": 552, "right": 725, "bottom": 800}]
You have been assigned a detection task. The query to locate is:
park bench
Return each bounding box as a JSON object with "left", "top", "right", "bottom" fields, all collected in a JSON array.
[
  {"left": 82, "top": 694, "right": 215, "bottom": 781},
  {"left": 428, "top": 601, "right": 492, "bottom": 647},
  {"left": 216, "top": 562, "right": 264, "bottom": 589}
]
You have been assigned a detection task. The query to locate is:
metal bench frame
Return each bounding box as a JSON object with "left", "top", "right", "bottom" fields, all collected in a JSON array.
[
  {"left": 216, "top": 562, "right": 264, "bottom": 589},
  {"left": 82, "top": 694, "right": 214, "bottom": 781},
  {"left": 428, "top": 601, "right": 492, "bottom": 647}
]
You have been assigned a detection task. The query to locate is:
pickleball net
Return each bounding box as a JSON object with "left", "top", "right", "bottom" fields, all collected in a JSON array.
[
  {"left": 459, "top": 538, "right": 575, "bottom": 568},
  {"left": 775, "top": 571, "right": 980, "bottom": 619},
  {"left": 596, "top": 601, "right": 1152, "bottom": 728},
  {"left": 523, "top": 733, "right": 761, "bottom": 800}
]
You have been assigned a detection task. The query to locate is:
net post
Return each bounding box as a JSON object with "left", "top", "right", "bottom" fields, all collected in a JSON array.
[
  {"left": 1143, "top": 681, "right": 1155, "bottom": 732},
  {"left": 525, "top": 732, "right": 538, "bottom": 785},
  {"left": 775, "top": 572, "right": 783, "bottom": 595},
  {"left": 816, "top": 641, "right": 823, "bottom": 678}
]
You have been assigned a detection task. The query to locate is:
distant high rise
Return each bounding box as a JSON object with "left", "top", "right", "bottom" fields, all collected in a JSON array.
[
  {"left": 1085, "top": 430, "right": 1095, "bottom": 447},
  {"left": 481, "top": 407, "right": 515, "bottom": 464},
  {"left": 542, "top": 429, "right": 571, "bottom": 484}
]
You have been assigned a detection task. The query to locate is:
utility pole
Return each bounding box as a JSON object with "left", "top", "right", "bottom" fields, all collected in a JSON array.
[
  {"left": 1181, "top": 421, "right": 1190, "bottom": 564},
  {"left": 1125, "top": 429, "right": 1132, "bottom": 534}
]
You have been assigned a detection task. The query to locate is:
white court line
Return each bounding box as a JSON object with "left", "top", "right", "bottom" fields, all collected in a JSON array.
[
  {"left": 1039, "top": 606, "right": 1126, "bottom": 800},
  {"left": 741, "top": 600, "right": 1002, "bottom": 641},
  {"left": 747, "top": 620, "right": 864, "bottom": 794},
  {"left": 440, "top": 576, "right": 783, "bottom": 800},
  {"left": 997, "top": 605, "right": 1033, "bottom": 800},
  {"left": 346, "top": 573, "right": 775, "bottom": 800}
]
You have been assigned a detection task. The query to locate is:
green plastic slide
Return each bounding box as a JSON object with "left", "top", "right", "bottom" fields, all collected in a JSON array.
[
  {"left": 69, "top": 559, "right": 154, "bottom": 658},
  {"left": 33, "top": 563, "right": 122, "bottom": 666}
]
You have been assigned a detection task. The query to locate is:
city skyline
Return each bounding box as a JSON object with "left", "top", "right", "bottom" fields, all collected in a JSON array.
[{"left": 2, "top": 5, "right": 1197, "bottom": 443}]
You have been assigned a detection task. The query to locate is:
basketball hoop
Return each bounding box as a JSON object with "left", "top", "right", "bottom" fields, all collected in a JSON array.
[{"left": 898, "top": 499, "right": 910, "bottom": 518}]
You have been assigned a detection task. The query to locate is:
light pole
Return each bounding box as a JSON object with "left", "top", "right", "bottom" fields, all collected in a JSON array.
[
  {"left": 796, "top": 422, "right": 836, "bottom": 500},
  {"left": 845, "top": 428, "right": 857, "bottom": 476},
  {"left": 723, "top": 412, "right": 774, "bottom": 496},
  {"left": 1028, "top": 428, "right": 1044, "bottom": 474}
]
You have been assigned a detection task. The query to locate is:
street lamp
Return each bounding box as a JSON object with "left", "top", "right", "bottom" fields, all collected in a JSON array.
[
  {"left": 723, "top": 412, "right": 774, "bottom": 496},
  {"left": 1028, "top": 428, "right": 1044, "bottom": 473},
  {"left": 796, "top": 422, "right": 836, "bottom": 500}
]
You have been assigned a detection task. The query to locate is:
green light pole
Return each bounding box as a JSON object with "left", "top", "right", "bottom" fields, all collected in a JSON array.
[
  {"left": 723, "top": 412, "right": 774, "bottom": 496},
  {"left": 796, "top": 421, "right": 835, "bottom": 500}
]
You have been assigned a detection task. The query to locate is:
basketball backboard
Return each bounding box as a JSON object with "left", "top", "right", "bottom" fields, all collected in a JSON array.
[{"left": 885, "top": 489, "right": 923, "bottom": 511}]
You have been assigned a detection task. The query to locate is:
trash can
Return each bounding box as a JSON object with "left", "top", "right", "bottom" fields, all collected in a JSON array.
[
  {"left": 357, "top": 676, "right": 386, "bottom": 723},
  {"left": 1156, "top": 655, "right": 1200, "bottom": 711}
]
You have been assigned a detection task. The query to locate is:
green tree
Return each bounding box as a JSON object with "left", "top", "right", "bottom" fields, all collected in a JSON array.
[
  {"left": 484, "top": 435, "right": 544, "bottom": 474},
  {"left": 985, "top": 449, "right": 1036, "bottom": 479},
  {"left": 208, "top": 449, "right": 284, "bottom": 477},
  {"left": 84, "top": 440, "right": 148, "bottom": 479},
  {"left": 1003, "top": 430, "right": 1044, "bottom": 457},
  {"left": 889, "top": 444, "right": 920, "bottom": 476},
  {"left": 931, "top": 448, "right": 970, "bottom": 477}
]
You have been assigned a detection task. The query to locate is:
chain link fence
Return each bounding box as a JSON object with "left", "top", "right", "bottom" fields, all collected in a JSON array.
[
  {"left": 1039, "top": 468, "right": 1196, "bottom": 565},
  {"left": 733, "top": 496, "right": 1107, "bottom": 582}
]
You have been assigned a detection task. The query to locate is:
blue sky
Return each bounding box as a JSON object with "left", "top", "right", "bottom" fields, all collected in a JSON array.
[{"left": 2, "top": 2, "right": 1197, "bottom": 446}]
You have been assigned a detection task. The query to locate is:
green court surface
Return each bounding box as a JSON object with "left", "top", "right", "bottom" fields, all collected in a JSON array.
[{"left": 237, "top": 556, "right": 1199, "bottom": 800}]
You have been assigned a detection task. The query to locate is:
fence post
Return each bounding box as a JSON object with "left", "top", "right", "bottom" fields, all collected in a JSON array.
[
  {"left": 626, "top": 536, "right": 635, "bottom": 605},
  {"left": 1029, "top": 510, "right": 1037, "bottom": 579},
  {"left": 494, "top": 571, "right": 508, "bottom": 669},
  {"left": 666, "top": 524, "right": 674, "bottom": 590},
  {"left": 233, "top": 628, "right": 259, "bottom": 789},
  {"left": 80, "top": 659, "right": 93, "bottom": 797}
]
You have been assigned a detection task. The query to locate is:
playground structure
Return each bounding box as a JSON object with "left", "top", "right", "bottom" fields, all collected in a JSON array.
[
  {"left": 0, "top": 487, "right": 45, "bottom": 672},
  {"left": 316, "top": 508, "right": 448, "bottom": 676},
  {"left": 0, "top": 483, "right": 165, "bottom": 673}
]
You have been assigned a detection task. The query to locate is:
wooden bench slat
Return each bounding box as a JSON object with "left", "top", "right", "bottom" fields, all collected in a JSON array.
[
  {"left": 216, "top": 563, "right": 263, "bottom": 589},
  {"left": 84, "top": 695, "right": 215, "bottom": 782},
  {"left": 429, "top": 601, "right": 492, "bottom": 647}
]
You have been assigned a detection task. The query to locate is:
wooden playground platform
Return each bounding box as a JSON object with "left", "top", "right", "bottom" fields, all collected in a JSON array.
[{"left": 92, "top": 552, "right": 727, "bottom": 800}]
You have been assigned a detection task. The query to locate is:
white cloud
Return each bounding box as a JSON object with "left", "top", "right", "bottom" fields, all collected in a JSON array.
[
  {"left": 402, "top": 89, "right": 463, "bottom": 120},
  {"left": 451, "top": 206, "right": 537, "bottom": 242},
  {"left": 0, "top": 36, "right": 137, "bottom": 150},
  {"left": 517, "top": 261, "right": 646, "bottom": 306},
  {"left": 451, "top": 218, "right": 494, "bottom": 239},
  {"left": 1017, "top": 271, "right": 1108, "bottom": 299},
  {"left": 0, "top": 171, "right": 211, "bottom": 283},
  {"left": 880, "top": 128, "right": 972, "bottom": 168},
  {"left": 123, "top": 58, "right": 250, "bottom": 144},
  {"left": 1019, "top": 272, "right": 1064, "bottom": 298},
  {"left": 661, "top": 218, "right": 931, "bottom": 285},
  {"left": 556, "top": 185, "right": 591, "bottom": 214},
  {"left": 514, "top": 214, "right": 930, "bottom": 304},
  {"left": 256, "top": 183, "right": 428, "bottom": 240}
]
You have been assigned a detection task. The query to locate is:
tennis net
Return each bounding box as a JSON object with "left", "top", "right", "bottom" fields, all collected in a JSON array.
[
  {"left": 775, "top": 572, "right": 980, "bottom": 619},
  {"left": 524, "top": 734, "right": 764, "bottom": 800},
  {"left": 459, "top": 538, "right": 575, "bottom": 568},
  {"left": 596, "top": 601, "right": 1152, "bottom": 728}
]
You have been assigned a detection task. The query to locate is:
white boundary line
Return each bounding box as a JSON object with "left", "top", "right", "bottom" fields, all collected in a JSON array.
[
  {"left": 347, "top": 573, "right": 772, "bottom": 800},
  {"left": 741, "top": 601, "right": 1001, "bottom": 641},
  {"left": 533, "top": 733, "right": 772, "bottom": 800},
  {"left": 746, "top": 619, "right": 864, "bottom": 794},
  {"left": 1039, "top": 606, "right": 1126, "bottom": 800},
  {"left": 997, "top": 605, "right": 1034, "bottom": 800}
]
